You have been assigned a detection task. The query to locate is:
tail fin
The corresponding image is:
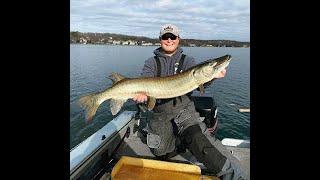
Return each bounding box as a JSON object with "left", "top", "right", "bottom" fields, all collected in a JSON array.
[{"left": 78, "top": 93, "right": 101, "bottom": 123}]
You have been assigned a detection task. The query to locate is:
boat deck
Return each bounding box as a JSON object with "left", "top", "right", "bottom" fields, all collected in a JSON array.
[
  {"left": 69, "top": 110, "right": 249, "bottom": 179},
  {"left": 113, "top": 121, "right": 250, "bottom": 177}
]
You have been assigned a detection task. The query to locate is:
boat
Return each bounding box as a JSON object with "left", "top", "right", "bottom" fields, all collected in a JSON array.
[{"left": 70, "top": 96, "right": 250, "bottom": 179}]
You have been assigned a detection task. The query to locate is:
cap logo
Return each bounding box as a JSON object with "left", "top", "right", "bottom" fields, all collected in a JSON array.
[{"left": 164, "top": 26, "right": 173, "bottom": 31}]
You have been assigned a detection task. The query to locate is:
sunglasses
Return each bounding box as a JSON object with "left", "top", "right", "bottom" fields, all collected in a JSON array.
[{"left": 161, "top": 33, "right": 178, "bottom": 40}]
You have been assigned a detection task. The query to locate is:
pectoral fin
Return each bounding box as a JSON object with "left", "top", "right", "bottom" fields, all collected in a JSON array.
[
  {"left": 147, "top": 96, "right": 156, "bottom": 110},
  {"left": 199, "top": 84, "right": 205, "bottom": 95},
  {"left": 110, "top": 99, "right": 127, "bottom": 115}
]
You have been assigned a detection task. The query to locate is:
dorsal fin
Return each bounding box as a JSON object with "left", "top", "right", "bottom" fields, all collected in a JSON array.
[{"left": 108, "top": 72, "right": 126, "bottom": 84}]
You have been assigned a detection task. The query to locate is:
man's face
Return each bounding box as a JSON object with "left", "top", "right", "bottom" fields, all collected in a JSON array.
[{"left": 160, "top": 33, "right": 180, "bottom": 54}]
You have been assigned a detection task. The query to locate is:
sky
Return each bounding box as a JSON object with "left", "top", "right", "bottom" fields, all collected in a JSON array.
[{"left": 70, "top": 0, "right": 250, "bottom": 42}]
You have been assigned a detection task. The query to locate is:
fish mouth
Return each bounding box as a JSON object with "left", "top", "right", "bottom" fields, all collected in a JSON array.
[
  {"left": 206, "top": 55, "right": 231, "bottom": 70},
  {"left": 198, "top": 54, "right": 232, "bottom": 67},
  {"left": 194, "top": 54, "right": 232, "bottom": 78},
  {"left": 214, "top": 54, "right": 232, "bottom": 66},
  {"left": 208, "top": 55, "right": 231, "bottom": 76}
]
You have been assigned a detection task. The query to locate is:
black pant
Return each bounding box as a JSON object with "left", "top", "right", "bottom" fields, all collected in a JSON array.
[{"left": 179, "top": 124, "right": 227, "bottom": 175}]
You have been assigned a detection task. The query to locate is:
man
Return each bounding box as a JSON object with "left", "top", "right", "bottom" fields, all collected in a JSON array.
[{"left": 133, "top": 24, "right": 247, "bottom": 179}]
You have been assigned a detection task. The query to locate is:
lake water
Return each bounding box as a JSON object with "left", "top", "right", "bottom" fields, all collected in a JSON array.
[{"left": 70, "top": 44, "right": 250, "bottom": 149}]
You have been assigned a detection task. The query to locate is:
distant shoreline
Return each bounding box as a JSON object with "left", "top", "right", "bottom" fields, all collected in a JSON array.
[
  {"left": 70, "top": 31, "right": 250, "bottom": 48},
  {"left": 70, "top": 43, "right": 250, "bottom": 48}
]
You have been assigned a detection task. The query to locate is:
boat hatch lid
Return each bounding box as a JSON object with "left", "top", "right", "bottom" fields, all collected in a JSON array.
[{"left": 111, "top": 156, "right": 219, "bottom": 180}]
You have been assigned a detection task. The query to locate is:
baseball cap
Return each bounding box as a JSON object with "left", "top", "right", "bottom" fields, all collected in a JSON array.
[{"left": 159, "top": 24, "right": 179, "bottom": 37}]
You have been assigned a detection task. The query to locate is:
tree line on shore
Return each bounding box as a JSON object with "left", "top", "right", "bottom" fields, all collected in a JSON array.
[{"left": 70, "top": 31, "right": 250, "bottom": 47}]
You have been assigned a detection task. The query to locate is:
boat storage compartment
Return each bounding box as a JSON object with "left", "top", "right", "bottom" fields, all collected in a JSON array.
[
  {"left": 111, "top": 156, "right": 219, "bottom": 180},
  {"left": 192, "top": 96, "right": 218, "bottom": 128}
]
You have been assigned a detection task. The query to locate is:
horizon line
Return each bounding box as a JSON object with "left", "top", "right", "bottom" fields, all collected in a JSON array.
[{"left": 70, "top": 31, "right": 250, "bottom": 43}]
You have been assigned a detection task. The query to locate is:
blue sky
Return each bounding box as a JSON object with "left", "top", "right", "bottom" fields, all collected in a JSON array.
[{"left": 70, "top": 0, "right": 250, "bottom": 42}]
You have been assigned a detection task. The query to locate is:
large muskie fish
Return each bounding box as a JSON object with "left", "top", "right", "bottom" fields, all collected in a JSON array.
[{"left": 78, "top": 54, "right": 232, "bottom": 122}]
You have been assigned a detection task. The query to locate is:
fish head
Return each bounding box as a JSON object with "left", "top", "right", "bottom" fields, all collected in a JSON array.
[{"left": 193, "top": 55, "right": 232, "bottom": 84}]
